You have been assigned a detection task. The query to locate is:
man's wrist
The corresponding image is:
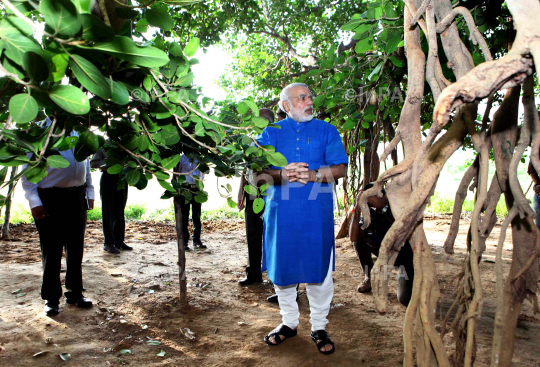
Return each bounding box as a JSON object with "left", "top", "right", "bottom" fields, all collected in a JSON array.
[{"left": 309, "top": 170, "right": 318, "bottom": 182}]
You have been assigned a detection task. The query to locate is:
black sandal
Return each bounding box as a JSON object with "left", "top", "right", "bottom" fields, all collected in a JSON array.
[
  {"left": 310, "top": 330, "right": 335, "bottom": 354},
  {"left": 264, "top": 324, "right": 297, "bottom": 346}
]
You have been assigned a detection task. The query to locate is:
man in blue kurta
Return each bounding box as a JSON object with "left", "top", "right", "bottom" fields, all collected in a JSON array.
[{"left": 258, "top": 83, "right": 348, "bottom": 354}]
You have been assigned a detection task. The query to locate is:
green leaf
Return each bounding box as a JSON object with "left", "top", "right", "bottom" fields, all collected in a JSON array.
[
  {"left": 49, "top": 85, "right": 90, "bottom": 115},
  {"left": 386, "top": 31, "right": 402, "bottom": 54},
  {"left": 313, "top": 95, "right": 326, "bottom": 108},
  {"left": 70, "top": 55, "right": 111, "bottom": 99},
  {"left": 0, "top": 17, "right": 32, "bottom": 38},
  {"left": 194, "top": 193, "right": 207, "bottom": 203},
  {"left": 145, "top": 7, "right": 173, "bottom": 31},
  {"left": 252, "top": 117, "right": 269, "bottom": 129},
  {"left": 193, "top": 121, "right": 205, "bottom": 137},
  {"left": 340, "top": 17, "right": 365, "bottom": 31},
  {"left": 160, "top": 128, "right": 180, "bottom": 145},
  {"left": 242, "top": 100, "right": 259, "bottom": 116},
  {"left": 120, "top": 349, "right": 131, "bottom": 355},
  {"left": 353, "top": 24, "right": 373, "bottom": 40},
  {"left": 23, "top": 52, "right": 49, "bottom": 83},
  {"left": 6, "top": 1, "right": 33, "bottom": 14},
  {"left": 253, "top": 198, "right": 265, "bottom": 214},
  {"left": 389, "top": 55, "right": 404, "bottom": 67},
  {"left": 9, "top": 94, "right": 38, "bottom": 124},
  {"left": 306, "top": 69, "right": 323, "bottom": 77},
  {"left": 74, "top": 130, "right": 99, "bottom": 161},
  {"left": 0, "top": 167, "right": 8, "bottom": 186},
  {"left": 157, "top": 350, "right": 166, "bottom": 357},
  {"left": 89, "top": 36, "right": 169, "bottom": 68},
  {"left": 106, "top": 79, "right": 129, "bottom": 105},
  {"left": 46, "top": 155, "right": 70, "bottom": 169},
  {"left": 343, "top": 119, "right": 357, "bottom": 131},
  {"left": 368, "top": 62, "right": 383, "bottom": 80},
  {"left": 50, "top": 53, "right": 69, "bottom": 82},
  {"left": 56, "top": 136, "right": 78, "bottom": 151},
  {"left": 73, "top": 0, "right": 94, "bottom": 13},
  {"left": 80, "top": 14, "right": 115, "bottom": 41},
  {"left": 227, "top": 197, "right": 236, "bottom": 209},
  {"left": 237, "top": 101, "right": 249, "bottom": 115},
  {"left": 355, "top": 38, "right": 373, "bottom": 54},
  {"left": 126, "top": 170, "right": 141, "bottom": 186},
  {"left": 107, "top": 164, "right": 123, "bottom": 174},
  {"left": 243, "top": 184, "right": 258, "bottom": 196},
  {"left": 184, "top": 37, "right": 200, "bottom": 57},
  {"left": 116, "top": 7, "right": 139, "bottom": 19},
  {"left": 146, "top": 339, "right": 162, "bottom": 346},
  {"left": 158, "top": 179, "right": 176, "bottom": 192},
  {"left": 363, "top": 114, "right": 376, "bottom": 123},
  {"left": 40, "top": 0, "right": 81, "bottom": 36},
  {"left": 169, "top": 43, "right": 183, "bottom": 57},
  {"left": 266, "top": 152, "right": 287, "bottom": 167},
  {"left": 259, "top": 183, "right": 269, "bottom": 192},
  {"left": 3, "top": 33, "right": 42, "bottom": 66},
  {"left": 25, "top": 161, "right": 48, "bottom": 183},
  {"left": 176, "top": 72, "right": 194, "bottom": 87},
  {"left": 161, "top": 155, "right": 180, "bottom": 170}
]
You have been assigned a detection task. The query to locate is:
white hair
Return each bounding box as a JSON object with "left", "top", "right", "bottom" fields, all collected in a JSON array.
[{"left": 277, "top": 83, "right": 309, "bottom": 112}]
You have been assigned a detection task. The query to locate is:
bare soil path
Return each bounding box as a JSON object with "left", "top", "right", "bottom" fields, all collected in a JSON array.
[{"left": 0, "top": 218, "right": 539, "bottom": 366}]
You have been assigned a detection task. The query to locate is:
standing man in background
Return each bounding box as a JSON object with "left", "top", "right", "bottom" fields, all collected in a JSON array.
[
  {"left": 178, "top": 154, "right": 206, "bottom": 251},
  {"left": 22, "top": 117, "right": 95, "bottom": 316},
  {"left": 237, "top": 108, "right": 275, "bottom": 286},
  {"left": 258, "top": 83, "right": 348, "bottom": 354},
  {"left": 91, "top": 147, "right": 132, "bottom": 254}
]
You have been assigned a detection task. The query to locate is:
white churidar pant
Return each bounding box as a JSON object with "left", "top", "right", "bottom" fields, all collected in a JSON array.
[{"left": 274, "top": 250, "right": 334, "bottom": 332}]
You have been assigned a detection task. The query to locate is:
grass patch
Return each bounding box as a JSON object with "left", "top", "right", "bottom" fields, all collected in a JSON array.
[
  {"left": 201, "top": 204, "right": 244, "bottom": 221},
  {"left": 0, "top": 203, "right": 34, "bottom": 224},
  {"left": 125, "top": 204, "right": 147, "bottom": 220},
  {"left": 426, "top": 193, "right": 509, "bottom": 217}
]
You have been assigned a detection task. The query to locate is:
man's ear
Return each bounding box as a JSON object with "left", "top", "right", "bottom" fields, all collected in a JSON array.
[{"left": 282, "top": 100, "right": 290, "bottom": 113}]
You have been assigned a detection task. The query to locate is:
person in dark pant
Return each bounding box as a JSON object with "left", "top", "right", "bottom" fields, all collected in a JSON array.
[
  {"left": 21, "top": 118, "right": 94, "bottom": 316},
  {"left": 353, "top": 183, "right": 414, "bottom": 306},
  {"left": 90, "top": 148, "right": 132, "bottom": 254},
  {"left": 237, "top": 188, "right": 264, "bottom": 284},
  {"left": 237, "top": 109, "right": 275, "bottom": 286},
  {"left": 178, "top": 154, "right": 206, "bottom": 250}
]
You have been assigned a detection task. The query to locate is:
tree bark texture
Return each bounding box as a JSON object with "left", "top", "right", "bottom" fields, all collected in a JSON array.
[
  {"left": 173, "top": 194, "right": 187, "bottom": 303},
  {"left": 349, "top": 0, "right": 540, "bottom": 365},
  {"left": 1, "top": 166, "right": 18, "bottom": 239}
]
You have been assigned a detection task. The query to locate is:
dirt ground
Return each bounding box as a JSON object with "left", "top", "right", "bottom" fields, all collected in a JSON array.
[{"left": 0, "top": 216, "right": 539, "bottom": 366}]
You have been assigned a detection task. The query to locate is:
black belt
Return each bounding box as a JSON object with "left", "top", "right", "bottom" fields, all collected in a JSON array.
[{"left": 42, "top": 185, "right": 85, "bottom": 191}]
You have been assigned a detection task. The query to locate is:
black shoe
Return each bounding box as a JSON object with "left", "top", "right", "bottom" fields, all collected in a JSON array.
[
  {"left": 66, "top": 295, "right": 93, "bottom": 308},
  {"left": 185, "top": 246, "right": 191, "bottom": 252},
  {"left": 267, "top": 294, "right": 279, "bottom": 303},
  {"left": 44, "top": 302, "right": 60, "bottom": 316},
  {"left": 238, "top": 277, "right": 263, "bottom": 286},
  {"left": 116, "top": 242, "right": 133, "bottom": 250},
  {"left": 193, "top": 241, "right": 207, "bottom": 249},
  {"left": 103, "top": 244, "right": 120, "bottom": 254}
]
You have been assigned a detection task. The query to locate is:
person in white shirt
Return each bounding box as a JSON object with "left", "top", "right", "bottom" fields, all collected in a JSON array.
[{"left": 21, "top": 118, "right": 95, "bottom": 316}]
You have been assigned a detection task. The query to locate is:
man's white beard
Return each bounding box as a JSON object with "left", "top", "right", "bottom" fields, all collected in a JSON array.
[{"left": 288, "top": 105, "right": 313, "bottom": 122}]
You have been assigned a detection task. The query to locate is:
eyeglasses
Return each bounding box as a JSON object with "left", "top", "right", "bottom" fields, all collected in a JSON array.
[{"left": 293, "top": 94, "right": 315, "bottom": 102}]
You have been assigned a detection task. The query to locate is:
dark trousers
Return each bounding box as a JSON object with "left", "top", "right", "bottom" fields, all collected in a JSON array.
[
  {"left": 245, "top": 196, "right": 264, "bottom": 280},
  {"left": 100, "top": 172, "right": 128, "bottom": 246},
  {"left": 180, "top": 186, "right": 202, "bottom": 243},
  {"left": 35, "top": 186, "right": 87, "bottom": 302},
  {"left": 353, "top": 237, "right": 414, "bottom": 306}
]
